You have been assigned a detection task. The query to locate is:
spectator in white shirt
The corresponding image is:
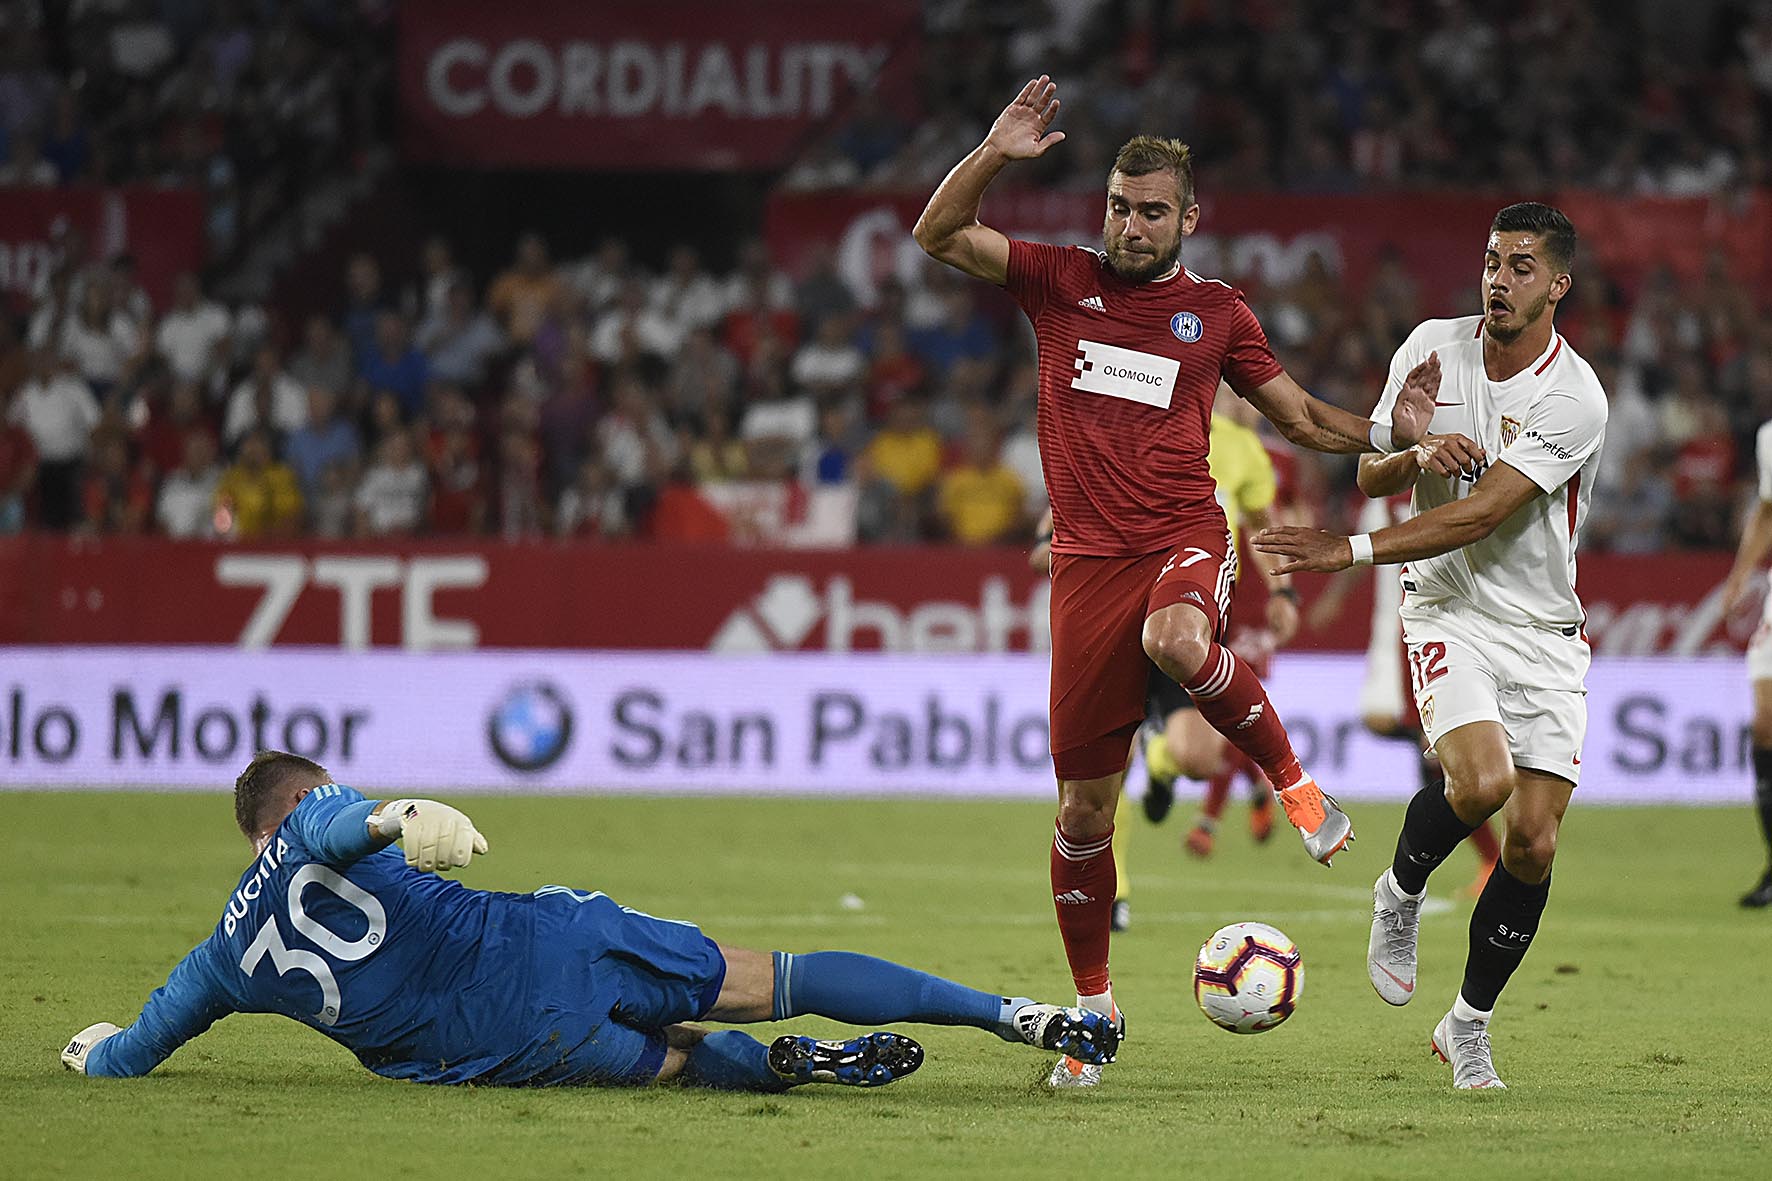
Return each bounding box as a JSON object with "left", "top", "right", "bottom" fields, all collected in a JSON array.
[
  {"left": 58, "top": 279, "right": 144, "bottom": 393},
  {"left": 567, "top": 236, "right": 633, "bottom": 315},
  {"left": 155, "top": 429, "right": 222, "bottom": 538},
  {"left": 417, "top": 236, "right": 467, "bottom": 324},
  {"left": 155, "top": 272, "right": 233, "bottom": 388},
  {"left": 223, "top": 345, "right": 307, "bottom": 446},
  {"left": 9, "top": 350, "right": 100, "bottom": 529},
  {"left": 738, "top": 366, "right": 817, "bottom": 477},
  {"left": 354, "top": 429, "right": 429, "bottom": 537},
  {"left": 789, "top": 312, "right": 866, "bottom": 398},
  {"left": 650, "top": 245, "right": 726, "bottom": 332},
  {"left": 590, "top": 278, "right": 684, "bottom": 365},
  {"left": 597, "top": 377, "right": 679, "bottom": 491}
]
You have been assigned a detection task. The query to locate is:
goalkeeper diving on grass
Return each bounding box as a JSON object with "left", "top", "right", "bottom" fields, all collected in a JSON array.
[{"left": 62, "top": 751, "right": 1118, "bottom": 1090}]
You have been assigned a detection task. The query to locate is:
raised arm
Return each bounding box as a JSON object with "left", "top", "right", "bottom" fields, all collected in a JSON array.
[
  {"left": 286, "top": 785, "right": 489, "bottom": 874},
  {"left": 913, "top": 76, "right": 1066, "bottom": 285}
]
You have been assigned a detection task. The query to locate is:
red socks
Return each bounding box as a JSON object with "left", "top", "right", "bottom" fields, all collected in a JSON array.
[
  {"left": 1183, "top": 641, "right": 1304, "bottom": 790},
  {"left": 1051, "top": 822, "right": 1115, "bottom": 996},
  {"left": 1201, "top": 767, "right": 1233, "bottom": 821}
]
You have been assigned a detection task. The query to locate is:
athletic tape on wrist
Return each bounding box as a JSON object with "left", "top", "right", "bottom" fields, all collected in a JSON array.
[
  {"left": 1368, "top": 420, "right": 1398, "bottom": 454},
  {"left": 373, "top": 798, "right": 420, "bottom": 838},
  {"left": 1348, "top": 534, "right": 1375, "bottom": 566}
]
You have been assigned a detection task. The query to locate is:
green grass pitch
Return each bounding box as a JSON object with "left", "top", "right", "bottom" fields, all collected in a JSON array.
[{"left": 3, "top": 792, "right": 1770, "bottom": 1179}]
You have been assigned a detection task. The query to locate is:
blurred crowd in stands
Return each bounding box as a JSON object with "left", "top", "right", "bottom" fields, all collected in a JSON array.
[
  {"left": 0, "top": 0, "right": 389, "bottom": 262},
  {"left": 5, "top": 220, "right": 1770, "bottom": 552},
  {"left": 790, "top": 0, "right": 1772, "bottom": 199},
  {"left": 1, "top": 0, "right": 1770, "bottom": 549}
]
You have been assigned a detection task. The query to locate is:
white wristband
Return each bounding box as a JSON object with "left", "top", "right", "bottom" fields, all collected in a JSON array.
[
  {"left": 1348, "top": 534, "right": 1375, "bottom": 567},
  {"left": 1368, "top": 420, "right": 1397, "bottom": 454}
]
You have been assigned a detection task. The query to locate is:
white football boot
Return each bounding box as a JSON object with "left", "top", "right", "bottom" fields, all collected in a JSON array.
[
  {"left": 1431, "top": 1008, "right": 1507, "bottom": 1089},
  {"left": 1368, "top": 868, "right": 1425, "bottom": 1005}
]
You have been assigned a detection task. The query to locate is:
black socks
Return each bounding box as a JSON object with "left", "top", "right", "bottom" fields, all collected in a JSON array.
[
  {"left": 1752, "top": 747, "right": 1772, "bottom": 862},
  {"left": 1391, "top": 783, "right": 1476, "bottom": 895},
  {"left": 1460, "top": 862, "right": 1551, "bottom": 1012}
]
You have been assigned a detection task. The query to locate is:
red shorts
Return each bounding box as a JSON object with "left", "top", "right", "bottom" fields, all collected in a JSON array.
[{"left": 1049, "top": 527, "right": 1234, "bottom": 780}]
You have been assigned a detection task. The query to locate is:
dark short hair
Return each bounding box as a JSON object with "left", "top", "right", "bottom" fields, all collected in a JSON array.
[
  {"left": 234, "top": 750, "right": 328, "bottom": 837},
  {"left": 1110, "top": 136, "right": 1195, "bottom": 208},
  {"left": 1490, "top": 202, "right": 1576, "bottom": 272}
]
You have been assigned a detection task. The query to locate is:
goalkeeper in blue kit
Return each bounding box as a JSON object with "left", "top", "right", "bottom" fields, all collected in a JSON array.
[{"left": 61, "top": 751, "right": 1117, "bottom": 1091}]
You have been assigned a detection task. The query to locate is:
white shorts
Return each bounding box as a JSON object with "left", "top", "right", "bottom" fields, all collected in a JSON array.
[
  {"left": 1749, "top": 613, "right": 1772, "bottom": 682},
  {"left": 1399, "top": 599, "right": 1589, "bottom": 786}
]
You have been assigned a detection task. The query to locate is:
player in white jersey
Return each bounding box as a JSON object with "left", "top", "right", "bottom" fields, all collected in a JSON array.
[
  {"left": 1310, "top": 493, "right": 1504, "bottom": 899},
  {"left": 1720, "top": 420, "right": 1772, "bottom": 908},
  {"left": 1256, "top": 203, "right": 1606, "bottom": 1090}
]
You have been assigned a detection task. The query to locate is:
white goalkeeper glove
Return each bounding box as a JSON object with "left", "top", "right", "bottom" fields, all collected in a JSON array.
[
  {"left": 371, "top": 799, "right": 489, "bottom": 873},
  {"left": 62, "top": 1022, "right": 121, "bottom": 1074}
]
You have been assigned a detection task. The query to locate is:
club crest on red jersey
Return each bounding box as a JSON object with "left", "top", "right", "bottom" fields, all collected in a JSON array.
[{"left": 1170, "top": 311, "right": 1204, "bottom": 343}]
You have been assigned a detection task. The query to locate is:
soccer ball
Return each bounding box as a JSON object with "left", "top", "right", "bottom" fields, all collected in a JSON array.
[{"left": 1193, "top": 921, "right": 1304, "bottom": 1034}]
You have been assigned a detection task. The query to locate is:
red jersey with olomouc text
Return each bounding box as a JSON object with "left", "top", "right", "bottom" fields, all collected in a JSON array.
[{"left": 1005, "top": 239, "right": 1285, "bottom": 556}]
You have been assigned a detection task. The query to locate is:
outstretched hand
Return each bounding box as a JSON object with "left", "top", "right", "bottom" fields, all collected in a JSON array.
[
  {"left": 1387, "top": 352, "right": 1441, "bottom": 448},
  {"left": 986, "top": 76, "right": 1066, "bottom": 160},
  {"left": 1253, "top": 527, "right": 1354, "bottom": 576}
]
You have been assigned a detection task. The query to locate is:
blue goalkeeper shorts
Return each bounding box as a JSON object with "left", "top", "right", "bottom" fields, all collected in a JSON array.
[{"left": 524, "top": 886, "right": 728, "bottom": 1085}]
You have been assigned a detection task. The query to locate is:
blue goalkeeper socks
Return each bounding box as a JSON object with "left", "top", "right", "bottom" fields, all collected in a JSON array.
[
  {"left": 770, "top": 951, "right": 1021, "bottom": 1037},
  {"left": 680, "top": 1030, "right": 792, "bottom": 1092}
]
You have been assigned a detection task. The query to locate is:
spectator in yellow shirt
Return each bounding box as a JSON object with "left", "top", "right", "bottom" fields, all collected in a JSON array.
[
  {"left": 487, "top": 232, "right": 568, "bottom": 345},
  {"left": 214, "top": 428, "right": 303, "bottom": 538},
  {"left": 937, "top": 416, "right": 1024, "bottom": 545},
  {"left": 857, "top": 397, "right": 944, "bottom": 541},
  {"left": 862, "top": 397, "right": 942, "bottom": 494}
]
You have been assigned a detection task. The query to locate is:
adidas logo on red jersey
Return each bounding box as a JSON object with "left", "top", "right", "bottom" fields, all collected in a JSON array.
[{"left": 1076, "top": 295, "right": 1105, "bottom": 312}]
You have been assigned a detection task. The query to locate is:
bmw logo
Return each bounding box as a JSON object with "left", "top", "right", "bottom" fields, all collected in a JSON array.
[
  {"left": 487, "top": 680, "right": 574, "bottom": 773},
  {"left": 1171, "top": 311, "right": 1204, "bottom": 343}
]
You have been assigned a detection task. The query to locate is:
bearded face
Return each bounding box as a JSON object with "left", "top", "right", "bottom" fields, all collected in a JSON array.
[{"left": 1102, "top": 170, "right": 1196, "bottom": 284}]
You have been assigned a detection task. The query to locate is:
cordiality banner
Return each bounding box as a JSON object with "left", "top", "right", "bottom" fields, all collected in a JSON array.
[
  {"left": 396, "top": 0, "right": 922, "bottom": 169},
  {"left": 0, "top": 648, "right": 1752, "bottom": 803}
]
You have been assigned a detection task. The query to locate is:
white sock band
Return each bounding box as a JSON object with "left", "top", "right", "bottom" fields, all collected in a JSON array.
[{"left": 1453, "top": 994, "right": 1493, "bottom": 1023}]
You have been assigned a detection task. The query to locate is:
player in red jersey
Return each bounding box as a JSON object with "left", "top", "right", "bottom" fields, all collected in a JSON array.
[{"left": 913, "top": 76, "right": 1480, "bottom": 1087}]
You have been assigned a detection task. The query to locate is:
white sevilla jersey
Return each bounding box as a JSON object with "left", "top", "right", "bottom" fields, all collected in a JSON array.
[{"left": 1373, "top": 315, "right": 1607, "bottom": 630}]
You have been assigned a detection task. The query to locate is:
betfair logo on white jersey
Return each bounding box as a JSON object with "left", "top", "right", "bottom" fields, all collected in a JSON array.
[{"left": 1071, "top": 339, "right": 1180, "bottom": 409}]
